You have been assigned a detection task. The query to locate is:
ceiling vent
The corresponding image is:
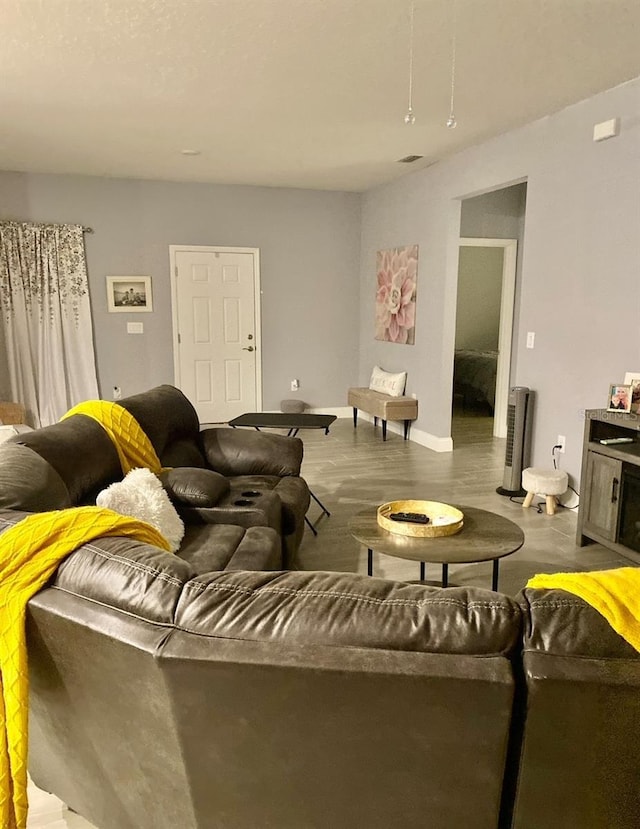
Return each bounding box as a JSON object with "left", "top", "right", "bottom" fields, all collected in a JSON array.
[{"left": 397, "top": 154, "right": 423, "bottom": 163}]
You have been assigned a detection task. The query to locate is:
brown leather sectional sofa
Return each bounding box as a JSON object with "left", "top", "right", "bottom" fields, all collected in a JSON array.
[
  {"left": 0, "top": 385, "right": 637, "bottom": 828},
  {"left": 0, "top": 384, "right": 310, "bottom": 568}
]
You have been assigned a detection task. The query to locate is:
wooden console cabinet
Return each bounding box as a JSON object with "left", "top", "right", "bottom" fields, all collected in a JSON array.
[{"left": 577, "top": 409, "right": 640, "bottom": 564}]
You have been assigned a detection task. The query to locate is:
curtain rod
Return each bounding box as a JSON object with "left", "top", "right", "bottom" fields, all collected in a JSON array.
[{"left": 83, "top": 226, "right": 94, "bottom": 233}]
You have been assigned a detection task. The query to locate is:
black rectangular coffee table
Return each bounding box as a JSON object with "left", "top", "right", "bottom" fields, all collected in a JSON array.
[
  {"left": 229, "top": 412, "right": 337, "bottom": 534},
  {"left": 229, "top": 412, "right": 336, "bottom": 437}
]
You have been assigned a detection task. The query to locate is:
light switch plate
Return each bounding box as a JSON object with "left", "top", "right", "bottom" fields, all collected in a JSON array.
[
  {"left": 593, "top": 118, "right": 620, "bottom": 142},
  {"left": 127, "top": 322, "right": 144, "bottom": 334}
]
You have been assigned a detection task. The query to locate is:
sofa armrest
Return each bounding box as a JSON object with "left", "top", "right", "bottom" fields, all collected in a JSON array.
[
  {"left": 199, "top": 428, "right": 303, "bottom": 477},
  {"left": 517, "top": 587, "right": 640, "bottom": 658},
  {"left": 0, "top": 444, "right": 72, "bottom": 511},
  {"left": 160, "top": 467, "right": 230, "bottom": 507}
]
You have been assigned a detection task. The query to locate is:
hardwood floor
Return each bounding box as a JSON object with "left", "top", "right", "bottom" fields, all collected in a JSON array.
[
  {"left": 27, "top": 783, "right": 90, "bottom": 828},
  {"left": 28, "top": 412, "right": 631, "bottom": 828},
  {"left": 297, "top": 413, "right": 628, "bottom": 592}
]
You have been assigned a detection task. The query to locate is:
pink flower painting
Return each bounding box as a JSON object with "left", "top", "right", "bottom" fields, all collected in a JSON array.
[{"left": 375, "top": 245, "right": 418, "bottom": 344}]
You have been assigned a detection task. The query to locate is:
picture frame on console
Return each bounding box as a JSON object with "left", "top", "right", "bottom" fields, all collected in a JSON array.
[
  {"left": 106, "top": 275, "right": 153, "bottom": 312},
  {"left": 623, "top": 372, "right": 640, "bottom": 413},
  {"left": 607, "top": 383, "right": 632, "bottom": 413}
]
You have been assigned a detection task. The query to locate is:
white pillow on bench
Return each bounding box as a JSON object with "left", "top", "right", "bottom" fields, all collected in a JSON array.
[{"left": 369, "top": 366, "right": 407, "bottom": 398}]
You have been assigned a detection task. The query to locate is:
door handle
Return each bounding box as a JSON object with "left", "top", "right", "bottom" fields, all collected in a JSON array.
[
  {"left": 242, "top": 346, "right": 254, "bottom": 352},
  {"left": 611, "top": 477, "right": 619, "bottom": 503}
]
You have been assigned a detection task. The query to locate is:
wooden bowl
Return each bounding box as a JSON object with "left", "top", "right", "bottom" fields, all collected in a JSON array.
[{"left": 377, "top": 500, "right": 464, "bottom": 538}]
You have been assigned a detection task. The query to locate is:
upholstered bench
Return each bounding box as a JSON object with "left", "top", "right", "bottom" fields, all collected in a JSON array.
[{"left": 348, "top": 387, "right": 418, "bottom": 440}]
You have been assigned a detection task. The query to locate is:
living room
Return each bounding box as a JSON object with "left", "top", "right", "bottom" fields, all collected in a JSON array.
[
  {"left": 1, "top": 2, "right": 640, "bottom": 828},
  {"left": 1, "top": 3, "right": 639, "bottom": 493}
]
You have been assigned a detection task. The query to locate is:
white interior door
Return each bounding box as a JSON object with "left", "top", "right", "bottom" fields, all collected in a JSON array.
[
  {"left": 170, "top": 246, "right": 262, "bottom": 423},
  {"left": 458, "top": 238, "right": 517, "bottom": 439}
]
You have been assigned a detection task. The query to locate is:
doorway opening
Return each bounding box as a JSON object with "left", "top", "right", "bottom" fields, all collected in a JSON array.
[{"left": 452, "top": 182, "right": 527, "bottom": 446}]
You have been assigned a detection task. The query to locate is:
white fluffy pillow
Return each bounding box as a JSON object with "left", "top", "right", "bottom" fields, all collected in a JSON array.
[
  {"left": 96, "top": 467, "right": 184, "bottom": 553},
  {"left": 369, "top": 365, "right": 407, "bottom": 397}
]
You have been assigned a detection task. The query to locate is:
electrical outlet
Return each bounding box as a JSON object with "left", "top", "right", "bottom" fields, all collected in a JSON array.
[
  {"left": 113, "top": 386, "right": 122, "bottom": 400},
  {"left": 290, "top": 379, "right": 299, "bottom": 391},
  {"left": 556, "top": 435, "right": 566, "bottom": 453}
]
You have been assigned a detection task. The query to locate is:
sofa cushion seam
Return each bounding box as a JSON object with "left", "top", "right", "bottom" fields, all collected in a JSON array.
[
  {"left": 182, "top": 581, "right": 517, "bottom": 611},
  {"left": 65, "top": 543, "right": 186, "bottom": 587},
  {"left": 522, "top": 647, "right": 638, "bottom": 662},
  {"left": 45, "top": 584, "right": 178, "bottom": 628},
  {"left": 528, "top": 599, "right": 592, "bottom": 609},
  {"left": 43, "top": 586, "right": 513, "bottom": 656}
]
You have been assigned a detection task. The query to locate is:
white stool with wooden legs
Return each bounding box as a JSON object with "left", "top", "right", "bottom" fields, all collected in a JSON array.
[{"left": 521, "top": 467, "right": 568, "bottom": 515}]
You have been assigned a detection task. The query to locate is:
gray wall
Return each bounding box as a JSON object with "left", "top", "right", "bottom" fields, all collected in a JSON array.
[
  {"left": 2, "top": 74, "right": 639, "bottom": 487},
  {"left": 460, "top": 184, "right": 527, "bottom": 239},
  {"left": 460, "top": 183, "right": 527, "bottom": 380},
  {"left": 0, "top": 173, "right": 361, "bottom": 410},
  {"left": 360, "top": 76, "right": 640, "bottom": 483},
  {"left": 455, "top": 247, "right": 503, "bottom": 351}
]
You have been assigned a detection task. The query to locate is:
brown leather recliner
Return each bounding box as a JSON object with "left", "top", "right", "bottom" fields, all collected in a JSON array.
[{"left": 0, "top": 384, "right": 310, "bottom": 567}]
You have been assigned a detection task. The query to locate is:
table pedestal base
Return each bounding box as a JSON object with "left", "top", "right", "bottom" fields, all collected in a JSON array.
[{"left": 368, "top": 549, "right": 500, "bottom": 589}]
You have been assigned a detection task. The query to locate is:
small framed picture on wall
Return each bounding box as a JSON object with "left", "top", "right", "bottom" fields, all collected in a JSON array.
[
  {"left": 607, "top": 383, "right": 632, "bottom": 413},
  {"left": 106, "top": 276, "right": 153, "bottom": 312}
]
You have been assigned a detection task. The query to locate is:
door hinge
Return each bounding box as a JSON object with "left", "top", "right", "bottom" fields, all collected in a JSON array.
[
  {"left": 175, "top": 266, "right": 178, "bottom": 277},
  {"left": 178, "top": 333, "right": 181, "bottom": 344}
]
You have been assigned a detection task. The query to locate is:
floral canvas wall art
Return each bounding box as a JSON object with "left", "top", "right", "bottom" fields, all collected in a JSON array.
[{"left": 375, "top": 245, "right": 418, "bottom": 344}]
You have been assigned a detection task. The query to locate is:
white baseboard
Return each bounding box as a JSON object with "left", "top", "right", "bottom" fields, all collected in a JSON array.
[
  {"left": 305, "top": 406, "right": 352, "bottom": 418},
  {"left": 350, "top": 412, "right": 453, "bottom": 452},
  {"left": 240, "top": 408, "right": 453, "bottom": 451},
  {"left": 409, "top": 426, "right": 453, "bottom": 453}
]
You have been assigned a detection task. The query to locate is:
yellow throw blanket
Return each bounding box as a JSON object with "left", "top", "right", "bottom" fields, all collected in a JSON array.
[
  {"left": 62, "top": 400, "right": 162, "bottom": 474},
  {"left": 0, "top": 507, "right": 170, "bottom": 829},
  {"left": 527, "top": 567, "right": 640, "bottom": 652}
]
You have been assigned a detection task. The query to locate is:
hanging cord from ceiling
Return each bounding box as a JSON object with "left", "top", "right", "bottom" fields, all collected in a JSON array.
[
  {"left": 404, "top": 0, "right": 416, "bottom": 125},
  {"left": 446, "top": 0, "right": 458, "bottom": 129}
]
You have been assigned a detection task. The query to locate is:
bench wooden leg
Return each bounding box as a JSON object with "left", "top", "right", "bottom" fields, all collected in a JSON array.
[
  {"left": 382, "top": 420, "right": 387, "bottom": 440},
  {"left": 373, "top": 416, "right": 378, "bottom": 429},
  {"left": 352, "top": 407, "right": 358, "bottom": 428},
  {"left": 404, "top": 420, "right": 410, "bottom": 440}
]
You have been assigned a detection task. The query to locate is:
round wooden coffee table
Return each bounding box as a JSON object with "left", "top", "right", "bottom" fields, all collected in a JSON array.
[{"left": 348, "top": 504, "right": 524, "bottom": 590}]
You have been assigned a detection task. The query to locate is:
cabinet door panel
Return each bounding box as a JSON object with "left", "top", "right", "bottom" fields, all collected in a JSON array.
[{"left": 583, "top": 452, "right": 623, "bottom": 541}]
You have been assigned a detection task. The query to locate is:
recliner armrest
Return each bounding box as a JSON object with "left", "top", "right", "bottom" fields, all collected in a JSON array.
[
  {"left": 199, "top": 428, "right": 303, "bottom": 477},
  {"left": 179, "top": 489, "right": 282, "bottom": 534},
  {"left": 160, "top": 467, "right": 230, "bottom": 507}
]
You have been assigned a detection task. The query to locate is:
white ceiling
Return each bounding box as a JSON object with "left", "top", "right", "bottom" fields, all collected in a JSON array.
[{"left": 2, "top": 0, "right": 640, "bottom": 192}]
